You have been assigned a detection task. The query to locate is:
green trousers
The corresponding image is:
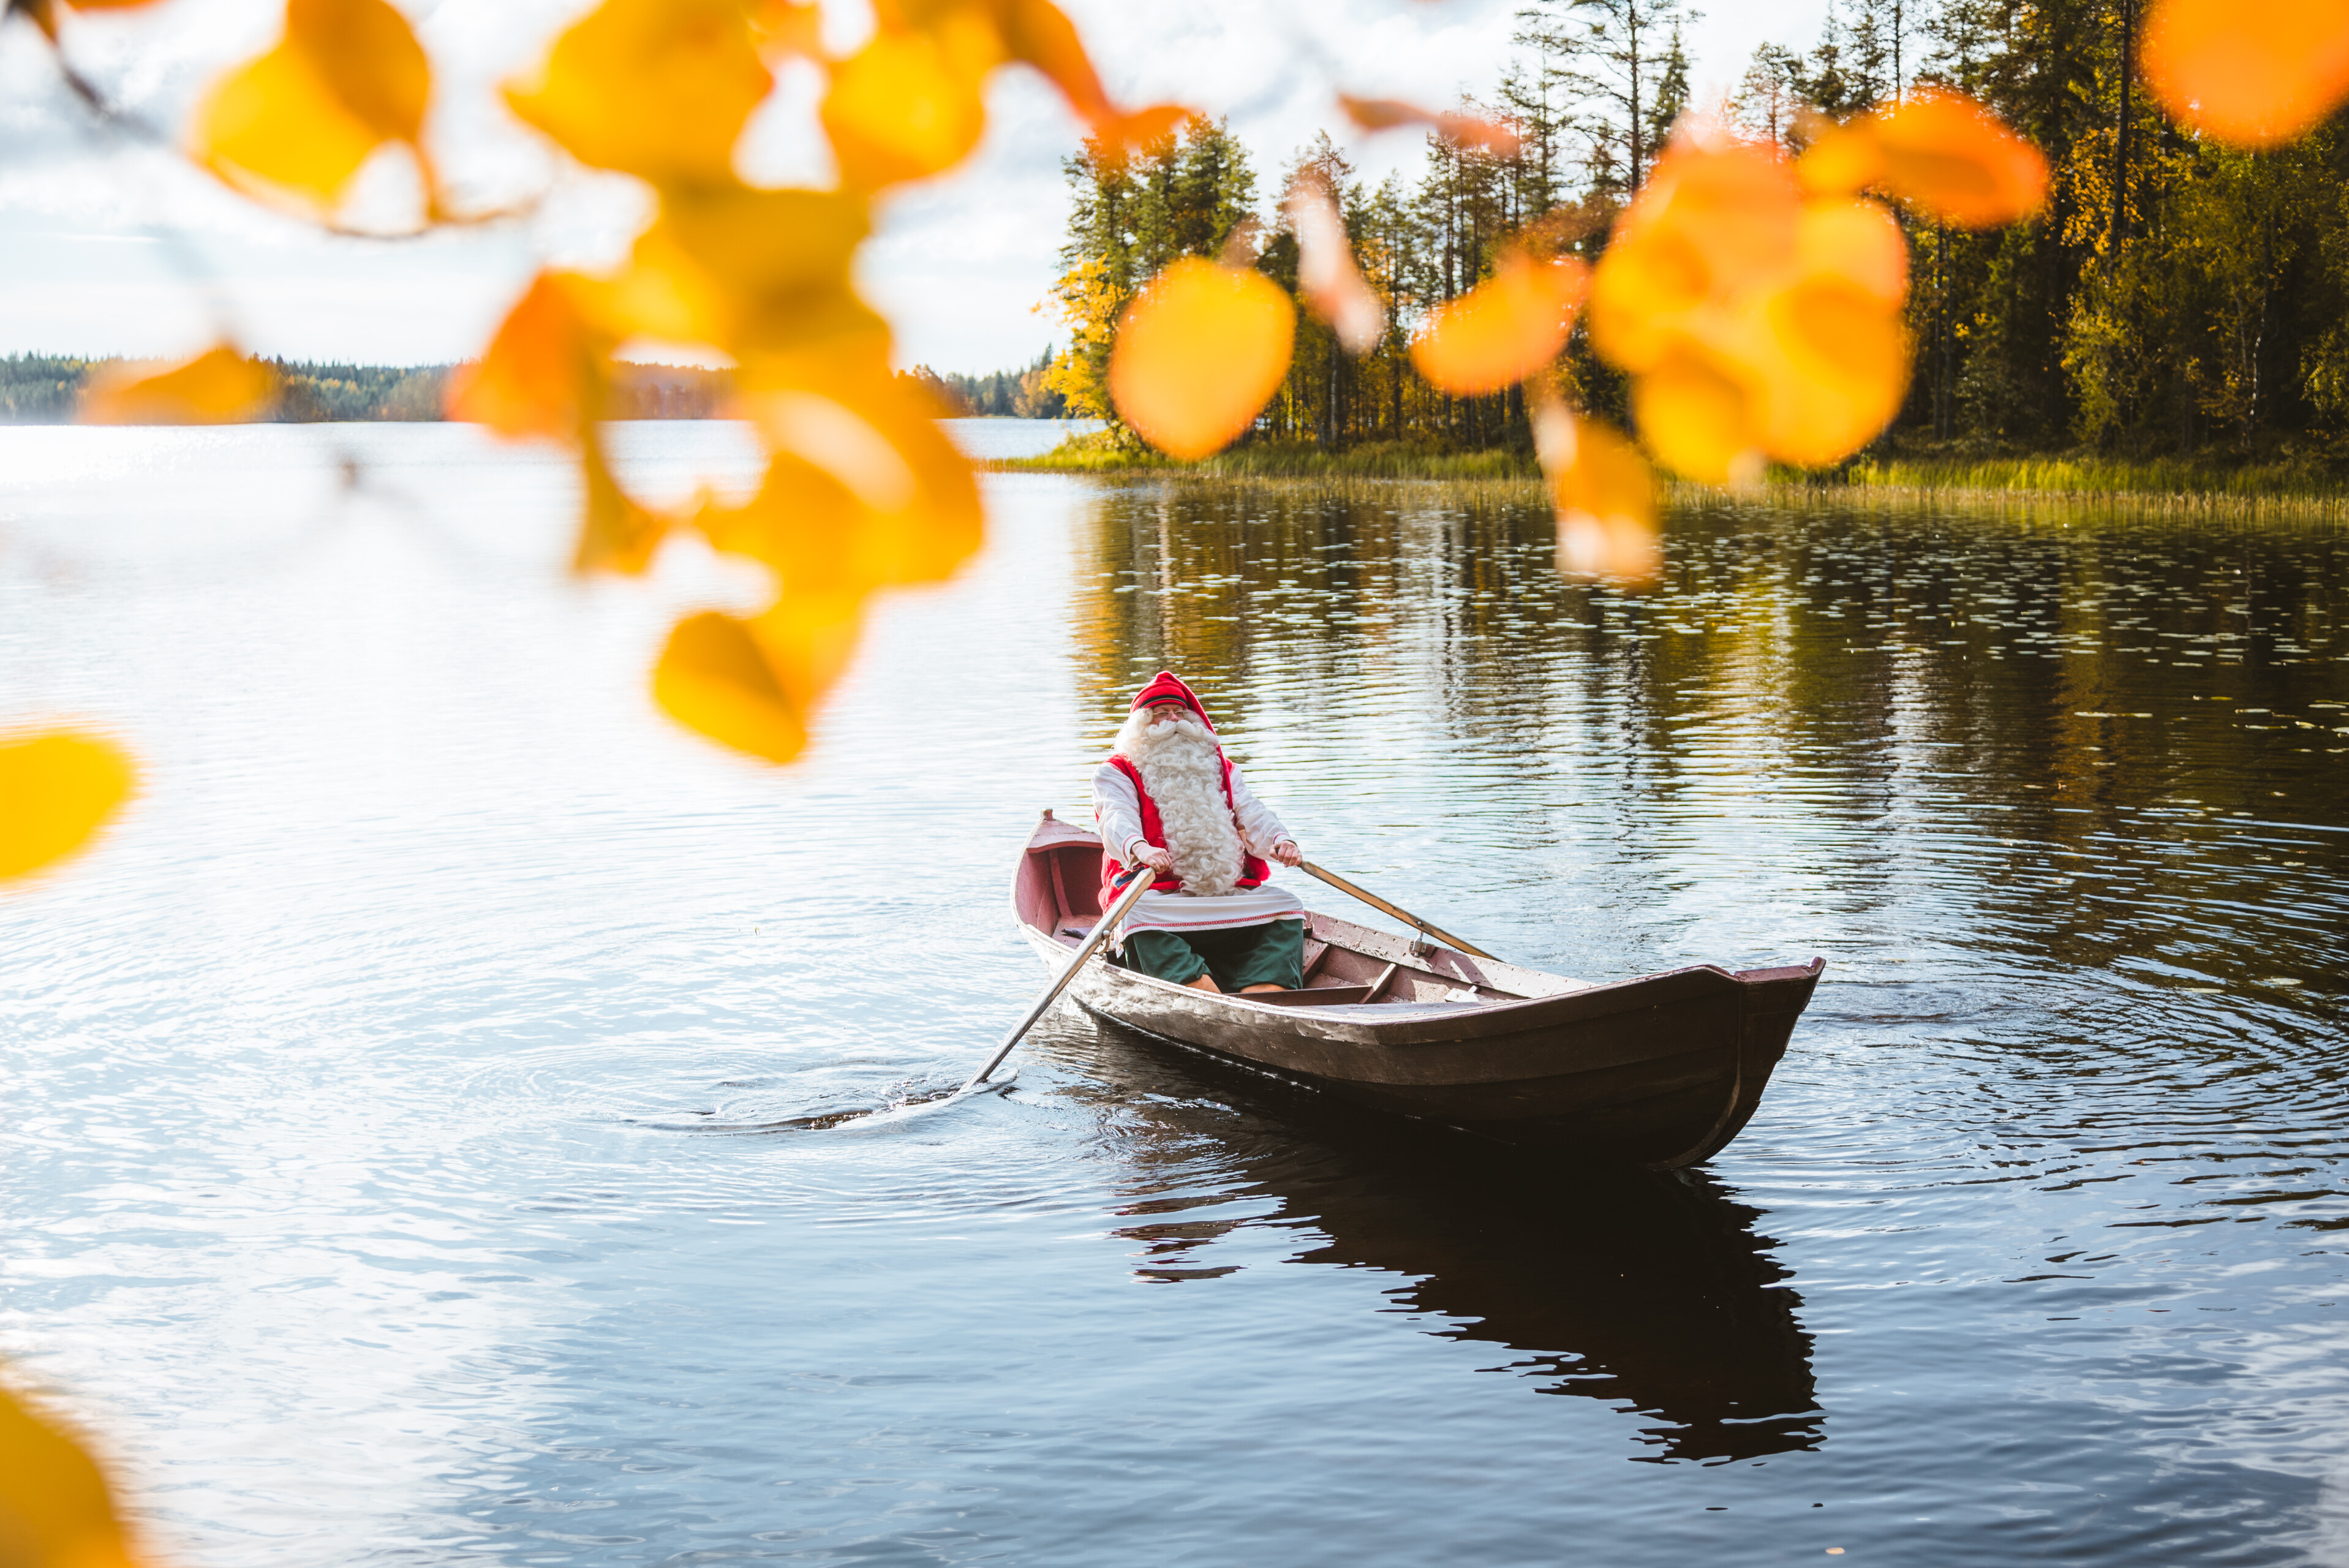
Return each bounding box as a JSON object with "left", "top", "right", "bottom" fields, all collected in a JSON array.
[{"left": 1120, "top": 919, "right": 1305, "bottom": 991}]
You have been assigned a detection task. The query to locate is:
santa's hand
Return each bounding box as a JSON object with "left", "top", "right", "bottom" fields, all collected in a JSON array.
[
  {"left": 1270, "top": 840, "right": 1304, "bottom": 868},
  {"left": 1136, "top": 845, "right": 1175, "bottom": 873}
]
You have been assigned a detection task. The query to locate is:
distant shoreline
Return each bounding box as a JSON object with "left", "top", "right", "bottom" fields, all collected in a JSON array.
[
  {"left": 9, "top": 386, "right": 2340, "bottom": 513},
  {"left": 0, "top": 356, "right": 738, "bottom": 424},
  {"left": 992, "top": 439, "right": 2349, "bottom": 511}
]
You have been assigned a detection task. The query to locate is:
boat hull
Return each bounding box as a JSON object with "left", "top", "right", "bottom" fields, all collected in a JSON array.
[{"left": 1013, "top": 812, "right": 1819, "bottom": 1168}]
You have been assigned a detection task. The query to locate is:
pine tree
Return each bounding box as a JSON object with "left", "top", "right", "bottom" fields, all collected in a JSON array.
[{"left": 1514, "top": 0, "right": 1702, "bottom": 194}]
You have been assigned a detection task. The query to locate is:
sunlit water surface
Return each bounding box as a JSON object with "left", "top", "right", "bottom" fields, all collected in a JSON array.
[{"left": 2, "top": 421, "right": 2345, "bottom": 1566}]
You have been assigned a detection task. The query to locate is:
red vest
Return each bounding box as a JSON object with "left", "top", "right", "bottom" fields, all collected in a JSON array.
[{"left": 1099, "top": 753, "right": 1271, "bottom": 907}]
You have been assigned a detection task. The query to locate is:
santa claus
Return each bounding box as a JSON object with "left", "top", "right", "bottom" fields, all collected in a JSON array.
[{"left": 1093, "top": 671, "right": 1307, "bottom": 994}]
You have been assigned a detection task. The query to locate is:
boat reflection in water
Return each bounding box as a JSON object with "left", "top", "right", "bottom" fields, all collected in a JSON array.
[{"left": 1033, "top": 1011, "right": 1822, "bottom": 1464}]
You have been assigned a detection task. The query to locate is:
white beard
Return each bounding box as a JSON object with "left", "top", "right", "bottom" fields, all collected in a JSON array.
[{"left": 1114, "top": 710, "right": 1246, "bottom": 897}]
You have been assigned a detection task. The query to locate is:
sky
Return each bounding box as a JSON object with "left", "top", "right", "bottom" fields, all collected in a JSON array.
[{"left": 0, "top": 0, "right": 1836, "bottom": 375}]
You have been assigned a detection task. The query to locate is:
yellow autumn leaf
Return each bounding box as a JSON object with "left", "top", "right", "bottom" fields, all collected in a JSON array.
[
  {"left": 988, "top": 0, "right": 1187, "bottom": 164},
  {"left": 0, "top": 1382, "right": 143, "bottom": 1567},
  {"left": 701, "top": 462, "right": 876, "bottom": 709},
  {"left": 507, "top": 0, "right": 774, "bottom": 185},
  {"left": 1335, "top": 94, "right": 1522, "bottom": 156},
  {"left": 998, "top": 0, "right": 1108, "bottom": 118},
  {"left": 1585, "top": 221, "right": 1711, "bottom": 373},
  {"left": 443, "top": 273, "right": 665, "bottom": 574},
  {"left": 196, "top": 45, "right": 380, "bottom": 204},
  {"left": 192, "top": 0, "right": 429, "bottom": 208},
  {"left": 1631, "top": 339, "right": 1763, "bottom": 486},
  {"left": 1742, "top": 277, "right": 1911, "bottom": 468},
  {"left": 750, "top": 0, "right": 825, "bottom": 59},
  {"left": 733, "top": 366, "right": 984, "bottom": 586},
  {"left": 823, "top": 15, "right": 1002, "bottom": 190},
  {"left": 690, "top": 459, "right": 880, "bottom": 745},
  {"left": 1109, "top": 257, "right": 1294, "bottom": 459},
  {"left": 2143, "top": 0, "right": 2349, "bottom": 149},
  {"left": 697, "top": 451, "right": 865, "bottom": 571},
  {"left": 1626, "top": 139, "right": 1804, "bottom": 297},
  {"left": 745, "top": 592, "right": 868, "bottom": 734},
  {"left": 287, "top": 0, "right": 429, "bottom": 141},
  {"left": 1586, "top": 133, "right": 1914, "bottom": 473},
  {"left": 1409, "top": 253, "right": 1586, "bottom": 394},
  {"left": 81, "top": 347, "right": 277, "bottom": 425},
  {"left": 1797, "top": 89, "right": 2047, "bottom": 229},
  {"left": 577, "top": 438, "right": 669, "bottom": 575},
  {"left": 1534, "top": 402, "right": 1660, "bottom": 584},
  {"left": 0, "top": 731, "right": 134, "bottom": 883},
  {"left": 676, "top": 361, "right": 985, "bottom": 753},
  {"left": 1588, "top": 137, "right": 1800, "bottom": 374},
  {"left": 653, "top": 611, "right": 807, "bottom": 764},
  {"left": 444, "top": 271, "right": 616, "bottom": 440},
  {"left": 613, "top": 186, "right": 872, "bottom": 352},
  {"left": 1797, "top": 197, "right": 1908, "bottom": 305},
  {"left": 1091, "top": 105, "right": 1193, "bottom": 168}
]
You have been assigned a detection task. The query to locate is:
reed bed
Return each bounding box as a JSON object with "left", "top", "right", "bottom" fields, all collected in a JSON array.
[
  {"left": 995, "top": 434, "right": 2349, "bottom": 521},
  {"left": 990, "top": 435, "right": 1539, "bottom": 482},
  {"left": 1833, "top": 454, "right": 2349, "bottom": 519}
]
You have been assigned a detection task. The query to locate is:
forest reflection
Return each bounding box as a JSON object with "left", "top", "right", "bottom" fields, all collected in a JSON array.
[
  {"left": 1065, "top": 479, "right": 2345, "bottom": 989},
  {"left": 1035, "top": 478, "right": 2345, "bottom": 1464}
]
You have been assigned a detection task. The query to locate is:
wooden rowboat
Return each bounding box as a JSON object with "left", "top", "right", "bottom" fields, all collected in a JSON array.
[{"left": 1014, "top": 810, "right": 1823, "bottom": 1169}]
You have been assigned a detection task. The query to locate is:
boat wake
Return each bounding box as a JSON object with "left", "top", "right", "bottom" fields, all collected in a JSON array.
[{"left": 626, "top": 1069, "right": 1019, "bottom": 1134}]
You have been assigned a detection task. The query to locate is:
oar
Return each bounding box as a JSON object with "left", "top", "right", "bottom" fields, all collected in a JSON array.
[
  {"left": 957, "top": 861, "right": 1159, "bottom": 1093},
  {"left": 832, "top": 864, "right": 1155, "bottom": 1131},
  {"left": 1298, "top": 859, "right": 1499, "bottom": 962}
]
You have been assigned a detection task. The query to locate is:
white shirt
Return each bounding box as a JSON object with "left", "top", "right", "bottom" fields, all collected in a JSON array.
[{"left": 1091, "top": 756, "right": 1306, "bottom": 938}]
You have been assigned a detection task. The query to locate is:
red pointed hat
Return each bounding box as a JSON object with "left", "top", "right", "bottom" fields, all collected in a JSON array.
[{"left": 1129, "top": 670, "right": 1214, "bottom": 730}]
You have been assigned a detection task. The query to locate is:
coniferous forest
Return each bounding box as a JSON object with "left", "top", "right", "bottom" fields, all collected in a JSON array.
[{"left": 1044, "top": 0, "right": 2349, "bottom": 470}]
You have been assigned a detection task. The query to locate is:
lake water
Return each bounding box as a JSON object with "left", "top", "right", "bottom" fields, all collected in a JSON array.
[{"left": 2, "top": 420, "right": 2344, "bottom": 1566}]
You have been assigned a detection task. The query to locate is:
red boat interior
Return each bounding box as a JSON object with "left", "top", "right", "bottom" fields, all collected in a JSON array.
[{"left": 1019, "top": 815, "right": 1558, "bottom": 1009}]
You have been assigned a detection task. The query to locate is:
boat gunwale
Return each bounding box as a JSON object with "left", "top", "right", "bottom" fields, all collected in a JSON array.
[{"left": 1009, "top": 817, "right": 1819, "bottom": 1052}]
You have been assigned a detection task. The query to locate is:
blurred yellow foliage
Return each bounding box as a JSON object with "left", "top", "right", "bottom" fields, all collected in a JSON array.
[
  {"left": 96, "top": 0, "right": 2066, "bottom": 779},
  {"left": 1109, "top": 258, "right": 1296, "bottom": 460},
  {"left": 2142, "top": 0, "right": 2349, "bottom": 149},
  {"left": 0, "top": 731, "right": 133, "bottom": 883},
  {"left": 444, "top": 272, "right": 616, "bottom": 441},
  {"left": 1589, "top": 130, "right": 1933, "bottom": 484},
  {"left": 0, "top": 1384, "right": 143, "bottom": 1568},
  {"left": 81, "top": 347, "right": 277, "bottom": 425},
  {"left": 12, "top": 3, "right": 2336, "bottom": 1548},
  {"left": 51, "top": 0, "right": 2077, "bottom": 788},
  {"left": 824, "top": 17, "right": 1000, "bottom": 188},
  {"left": 1410, "top": 254, "right": 1587, "bottom": 396},
  {"left": 653, "top": 611, "right": 808, "bottom": 764},
  {"left": 1534, "top": 398, "right": 1660, "bottom": 584},
  {"left": 193, "top": 0, "right": 432, "bottom": 211},
  {"left": 462, "top": 0, "right": 1179, "bottom": 759},
  {"left": 1798, "top": 89, "right": 2049, "bottom": 228},
  {"left": 507, "top": 0, "right": 774, "bottom": 184}
]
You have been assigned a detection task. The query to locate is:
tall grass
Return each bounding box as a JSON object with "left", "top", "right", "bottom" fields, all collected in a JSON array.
[
  {"left": 997, "top": 430, "right": 2349, "bottom": 518},
  {"left": 1841, "top": 452, "right": 2348, "bottom": 508},
  {"left": 992, "top": 434, "right": 1540, "bottom": 481}
]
